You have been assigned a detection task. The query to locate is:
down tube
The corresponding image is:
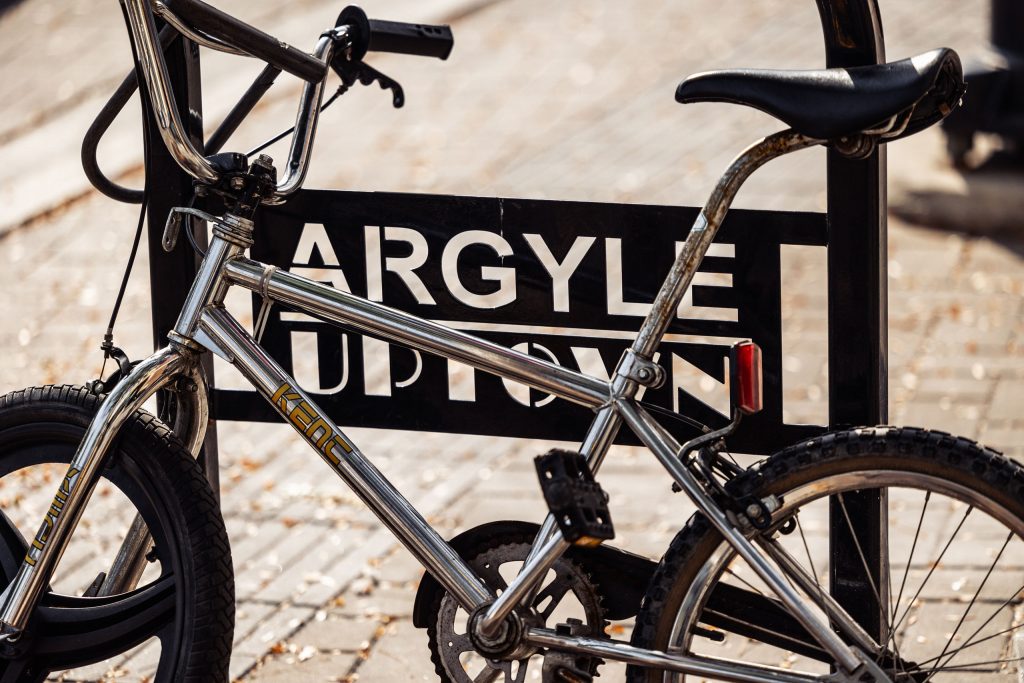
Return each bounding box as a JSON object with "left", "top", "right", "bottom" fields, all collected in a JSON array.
[{"left": 196, "top": 306, "right": 491, "bottom": 611}]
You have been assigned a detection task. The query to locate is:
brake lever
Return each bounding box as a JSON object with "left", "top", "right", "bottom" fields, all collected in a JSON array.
[{"left": 332, "top": 58, "right": 405, "bottom": 108}]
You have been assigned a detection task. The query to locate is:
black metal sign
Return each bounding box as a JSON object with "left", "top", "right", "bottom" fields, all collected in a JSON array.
[{"left": 211, "top": 191, "right": 826, "bottom": 454}]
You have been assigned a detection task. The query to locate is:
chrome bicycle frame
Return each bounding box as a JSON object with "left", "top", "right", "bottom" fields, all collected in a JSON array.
[{"left": 0, "top": 123, "right": 894, "bottom": 679}]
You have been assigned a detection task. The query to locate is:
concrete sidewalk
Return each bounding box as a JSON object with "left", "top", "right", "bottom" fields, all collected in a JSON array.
[{"left": 1, "top": 0, "right": 1023, "bottom": 681}]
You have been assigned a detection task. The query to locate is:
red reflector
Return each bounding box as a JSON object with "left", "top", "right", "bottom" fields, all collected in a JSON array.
[{"left": 732, "top": 341, "right": 763, "bottom": 415}]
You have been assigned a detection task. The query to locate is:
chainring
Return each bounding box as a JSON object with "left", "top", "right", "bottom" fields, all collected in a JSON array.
[{"left": 426, "top": 538, "right": 606, "bottom": 683}]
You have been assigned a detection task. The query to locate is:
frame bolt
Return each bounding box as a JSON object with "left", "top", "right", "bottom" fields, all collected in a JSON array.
[
  {"left": 636, "top": 367, "right": 651, "bottom": 381},
  {"left": 229, "top": 177, "right": 245, "bottom": 190},
  {"left": 176, "top": 377, "right": 198, "bottom": 393},
  {"left": 745, "top": 503, "right": 762, "bottom": 518}
]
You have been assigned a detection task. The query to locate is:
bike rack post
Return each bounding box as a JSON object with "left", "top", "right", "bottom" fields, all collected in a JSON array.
[
  {"left": 144, "top": 32, "right": 221, "bottom": 498},
  {"left": 815, "top": 0, "right": 888, "bottom": 642}
]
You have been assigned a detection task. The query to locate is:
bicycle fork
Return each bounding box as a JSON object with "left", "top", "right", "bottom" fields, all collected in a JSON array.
[
  {"left": 0, "top": 344, "right": 198, "bottom": 636},
  {"left": 0, "top": 211, "right": 249, "bottom": 638},
  {"left": 94, "top": 366, "right": 211, "bottom": 598}
]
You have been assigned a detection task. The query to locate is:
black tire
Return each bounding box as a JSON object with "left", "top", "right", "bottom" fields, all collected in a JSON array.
[
  {"left": 628, "top": 427, "right": 1024, "bottom": 682},
  {"left": 0, "top": 385, "right": 234, "bottom": 682}
]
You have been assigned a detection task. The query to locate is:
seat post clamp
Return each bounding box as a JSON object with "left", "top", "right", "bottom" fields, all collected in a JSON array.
[{"left": 617, "top": 349, "right": 666, "bottom": 389}]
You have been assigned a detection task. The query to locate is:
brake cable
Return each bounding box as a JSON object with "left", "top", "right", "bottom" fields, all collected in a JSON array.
[
  {"left": 246, "top": 45, "right": 407, "bottom": 159},
  {"left": 93, "top": 4, "right": 158, "bottom": 392},
  {"left": 245, "top": 85, "right": 348, "bottom": 159},
  {"left": 92, "top": 19, "right": 412, "bottom": 379}
]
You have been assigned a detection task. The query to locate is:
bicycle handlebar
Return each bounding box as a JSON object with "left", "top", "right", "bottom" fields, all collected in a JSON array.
[
  {"left": 160, "top": 0, "right": 327, "bottom": 83},
  {"left": 107, "top": 0, "right": 453, "bottom": 202},
  {"left": 338, "top": 6, "right": 454, "bottom": 62}
]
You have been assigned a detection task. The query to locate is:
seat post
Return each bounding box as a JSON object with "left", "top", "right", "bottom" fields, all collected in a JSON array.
[{"left": 630, "top": 129, "right": 819, "bottom": 360}]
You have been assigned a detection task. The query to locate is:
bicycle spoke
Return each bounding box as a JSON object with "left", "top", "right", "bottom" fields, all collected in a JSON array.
[
  {"left": 645, "top": 428, "right": 1024, "bottom": 683},
  {"left": 880, "top": 491, "right": 929, "bottom": 675},
  {"left": 928, "top": 584, "right": 1024, "bottom": 670},
  {"left": 835, "top": 491, "right": 903, "bottom": 671},
  {"left": 891, "top": 491, "right": 930, "bottom": 630},
  {"left": 795, "top": 516, "right": 829, "bottom": 619},
  {"left": 912, "top": 621, "right": 1022, "bottom": 668},
  {"left": 919, "top": 653, "right": 1024, "bottom": 675},
  {"left": 723, "top": 567, "right": 767, "bottom": 597},
  {"left": 889, "top": 505, "right": 973, "bottom": 639},
  {"left": 836, "top": 493, "right": 886, "bottom": 618},
  {"left": 32, "top": 573, "right": 176, "bottom": 665},
  {"left": 928, "top": 531, "right": 1013, "bottom": 675}
]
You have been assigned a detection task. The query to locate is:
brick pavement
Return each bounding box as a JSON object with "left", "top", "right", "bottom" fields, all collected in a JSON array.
[{"left": 1, "top": 0, "right": 1023, "bottom": 681}]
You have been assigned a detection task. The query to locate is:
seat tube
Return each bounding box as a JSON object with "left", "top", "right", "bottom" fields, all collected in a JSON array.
[
  {"left": 632, "top": 130, "right": 819, "bottom": 359},
  {"left": 523, "top": 386, "right": 623, "bottom": 568}
]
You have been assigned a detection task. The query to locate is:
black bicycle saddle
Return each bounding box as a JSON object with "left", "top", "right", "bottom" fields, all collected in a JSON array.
[{"left": 675, "top": 48, "right": 965, "bottom": 142}]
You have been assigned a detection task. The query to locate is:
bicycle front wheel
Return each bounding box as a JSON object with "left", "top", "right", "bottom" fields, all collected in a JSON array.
[
  {"left": 0, "top": 385, "right": 234, "bottom": 682},
  {"left": 628, "top": 427, "right": 1024, "bottom": 681}
]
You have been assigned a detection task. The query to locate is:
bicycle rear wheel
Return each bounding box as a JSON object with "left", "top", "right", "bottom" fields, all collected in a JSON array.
[
  {"left": 628, "top": 427, "right": 1024, "bottom": 681},
  {"left": 0, "top": 385, "right": 234, "bottom": 682}
]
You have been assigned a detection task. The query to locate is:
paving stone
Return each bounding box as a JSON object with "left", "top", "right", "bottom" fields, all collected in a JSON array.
[
  {"left": 348, "top": 620, "right": 435, "bottom": 682},
  {"left": 289, "top": 611, "right": 383, "bottom": 654},
  {"left": 374, "top": 546, "right": 432, "bottom": 585},
  {"left": 236, "top": 524, "right": 327, "bottom": 602},
  {"left": 231, "top": 605, "right": 320, "bottom": 681},
  {"left": 335, "top": 585, "right": 418, "bottom": 621},
  {"left": 896, "top": 401, "right": 986, "bottom": 440},
  {"left": 235, "top": 602, "right": 282, "bottom": 648},
  {"left": 914, "top": 376, "right": 996, "bottom": 402},
  {"left": 979, "top": 424, "right": 1024, "bottom": 458},
  {"left": 264, "top": 530, "right": 392, "bottom": 609},
  {"left": 244, "top": 650, "right": 359, "bottom": 683}
]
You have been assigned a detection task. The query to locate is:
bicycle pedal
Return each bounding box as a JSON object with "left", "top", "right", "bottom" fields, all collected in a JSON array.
[
  {"left": 691, "top": 625, "right": 726, "bottom": 642},
  {"left": 535, "top": 450, "right": 614, "bottom": 546},
  {"left": 544, "top": 619, "right": 599, "bottom": 682}
]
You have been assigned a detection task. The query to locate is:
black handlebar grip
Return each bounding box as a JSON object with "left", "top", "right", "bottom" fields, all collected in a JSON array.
[
  {"left": 367, "top": 19, "right": 454, "bottom": 60},
  {"left": 163, "top": 0, "right": 326, "bottom": 83},
  {"left": 337, "top": 6, "right": 453, "bottom": 61}
]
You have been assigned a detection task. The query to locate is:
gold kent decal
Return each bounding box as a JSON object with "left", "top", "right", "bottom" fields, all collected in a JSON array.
[
  {"left": 271, "top": 383, "right": 353, "bottom": 465},
  {"left": 25, "top": 467, "right": 80, "bottom": 566}
]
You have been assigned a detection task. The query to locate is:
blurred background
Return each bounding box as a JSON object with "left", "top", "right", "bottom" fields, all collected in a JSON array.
[{"left": 0, "top": 0, "right": 1022, "bottom": 680}]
